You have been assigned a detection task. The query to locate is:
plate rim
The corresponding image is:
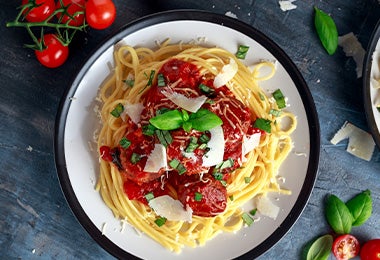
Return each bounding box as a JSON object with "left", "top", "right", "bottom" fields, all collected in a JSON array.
[
  {"left": 54, "top": 9, "right": 320, "bottom": 259},
  {"left": 363, "top": 18, "right": 380, "bottom": 149}
]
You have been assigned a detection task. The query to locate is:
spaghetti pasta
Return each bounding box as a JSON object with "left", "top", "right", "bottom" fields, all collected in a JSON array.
[{"left": 95, "top": 40, "right": 297, "bottom": 253}]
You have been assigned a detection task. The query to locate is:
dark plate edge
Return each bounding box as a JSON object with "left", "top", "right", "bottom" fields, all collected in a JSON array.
[
  {"left": 54, "top": 9, "right": 320, "bottom": 260},
  {"left": 363, "top": 19, "right": 380, "bottom": 149}
]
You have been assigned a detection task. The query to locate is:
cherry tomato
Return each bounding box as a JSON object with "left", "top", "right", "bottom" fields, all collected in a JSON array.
[
  {"left": 361, "top": 239, "right": 380, "bottom": 260},
  {"left": 332, "top": 234, "right": 360, "bottom": 260},
  {"left": 56, "top": 0, "right": 85, "bottom": 26},
  {"left": 35, "top": 34, "right": 69, "bottom": 68},
  {"left": 85, "top": 0, "right": 116, "bottom": 30},
  {"left": 22, "top": 0, "right": 56, "bottom": 22},
  {"left": 99, "top": 146, "right": 113, "bottom": 162}
]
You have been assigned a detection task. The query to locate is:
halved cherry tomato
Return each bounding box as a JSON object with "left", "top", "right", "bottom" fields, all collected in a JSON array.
[
  {"left": 56, "top": 0, "right": 85, "bottom": 26},
  {"left": 360, "top": 239, "right": 380, "bottom": 260},
  {"left": 85, "top": 0, "right": 116, "bottom": 30},
  {"left": 332, "top": 234, "right": 360, "bottom": 260},
  {"left": 22, "top": 0, "right": 56, "bottom": 23},
  {"left": 35, "top": 34, "right": 69, "bottom": 68}
]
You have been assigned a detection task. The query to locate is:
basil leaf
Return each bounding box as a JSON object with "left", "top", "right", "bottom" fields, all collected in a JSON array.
[
  {"left": 149, "top": 110, "right": 183, "bottom": 130},
  {"left": 188, "top": 109, "right": 223, "bottom": 131},
  {"left": 305, "top": 234, "right": 333, "bottom": 260},
  {"left": 325, "top": 194, "right": 353, "bottom": 234},
  {"left": 346, "top": 189, "right": 372, "bottom": 226},
  {"left": 314, "top": 7, "right": 338, "bottom": 55}
]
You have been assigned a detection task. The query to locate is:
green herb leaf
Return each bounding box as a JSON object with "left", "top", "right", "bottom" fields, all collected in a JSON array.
[
  {"left": 110, "top": 103, "right": 124, "bottom": 118},
  {"left": 119, "top": 137, "right": 131, "bottom": 149},
  {"left": 146, "top": 70, "right": 155, "bottom": 86},
  {"left": 185, "top": 136, "right": 199, "bottom": 153},
  {"left": 273, "top": 89, "right": 286, "bottom": 109},
  {"left": 169, "top": 159, "right": 186, "bottom": 175},
  {"left": 254, "top": 118, "right": 272, "bottom": 133},
  {"left": 212, "top": 172, "right": 223, "bottom": 180},
  {"left": 155, "top": 130, "right": 172, "bottom": 147},
  {"left": 236, "top": 45, "right": 250, "bottom": 59},
  {"left": 154, "top": 217, "right": 167, "bottom": 227},
  {"left": 145, "top": 192, "right": 154, "bottom": 202},
  {"left": 241, "top": 212, "right": 254, "bottom": 226},
  {"left": 229, "top": 195, "right": 234, "bottom": 201},
  {"left": 123, "top": 79, "right": 134, "bottom": 87},
  {"left": 130, "top": 153, "right": 142, "bottom": 164},
  {"left": 325, "top": 194, "right": 353, "bottom": 234},
  {"left": 199, "top": 134, "right": 210, "bottom": 143},
  {"left": 149, "top": 110, "right": 184, "bottom": 130},
  {"left": 157, "top": 73, "right": 165, "bottom": 87},
  {"left": 194, "top": 192, "right": 203, "bottom": 201},
  {"left": 314, "top": 7, "right": 338, "bottom": 55},
  {"left": 304, "top": 234, "right": 333, "bottom": 260},
  {"left": 188, "top": 109, "right": 223, "bottom": 131},
  {"left": 142, "top": 124, "right": 156, "bottom": 136},
  {"left": 269, "top": 109, "right": 282, "bottom": 117},
  {"left": 345, "top": 189, "right": 372, "bottom": 226},
  {"left": 244, "top": 177, "right": 251, "bottom": 183},
  {"left": 199, "top": 83, "right": 216, "bottom": 97},
  {"left": 249, "top": 209, "right": 257, "bottom": 216}
]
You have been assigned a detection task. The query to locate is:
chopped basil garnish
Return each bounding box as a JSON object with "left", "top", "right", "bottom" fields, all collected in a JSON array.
[
  {"left": 244, "top": 177, "right": 251, "bottom": 184},
  {"left": 254, "top": 118, "right": 272, "bottom": 133},
  {"left": 169, "top": 159, "right": 186, "bottom": 175},
  {"left": 242, "top": 212, "right": 254, "bottom": 226},
  {"left": 119, "top": 137, "right": 131, "bottom": 149},
  {"left": 194, "top": 192, "right": 203, "bottom": 202},
  {"left": 155, "top": 130, "right": 172, "bottom": 147},
  {"left": 273, "top": 89, "right": 286, "bottom": 109},
  {"left": 212, "top": 172, "right": 223, "bottom": 181},
  {"left": 142, "top": 124, "right": 156, "bottom": 136},
  {"left": 110, "top": 103, "right": 124, "bottom": 118},
  {"left": 130, "top": 153, "right": 142, "bottom": 164},
  {"left": 250, "top": 209, "right": 257, "bottom": 216},
  {"left": 229, "top": 195, "right": 234, "bottom": 201},
  {"left": 157, "top": 73, "right": 165, "bottom": 87},
  {"left": 216, "top": 158, "right": 234, "bottom": 170},
  {"left": 199, "top": 83, "right": 216, "bottom": 97},
  {"left": 185, "top": 136, "right": 199, "bottom": 153},
  {"left": 154, "top": 217, "right": 167, "bottom": 227},
  {"left": 145, "top": 192, "right": 154, "bottom": 202},
  {"left": 122, "top": 79, "right": 134, "bottom": 87},
  {"left": 236, "top": 45, "right": 250, "bottom": 59},
  {"left": 199, "top": 134, "right": 210, "bottom": 143},
  {"left": 259, "top": 92, "right": 265, "bottom": 101},
  {"left": 269, "top": 109, "right": 282, "bottom": 117},
  {"left": 147, "top": 70, "right": 155, "bottom": 86}
]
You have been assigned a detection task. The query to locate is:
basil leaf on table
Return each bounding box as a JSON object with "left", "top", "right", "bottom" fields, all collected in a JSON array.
[
  {"left": 314, "top": 7, "right": 338, "bottom": 55},
  {"left": 304, "top": 234, "right": 333, "bottom": 260},
  {"left": 346, "top": 189, "right": 372, "bottom": 226},
  {"left": 325, "top": 194, "right": 353, "bottom": 234}
]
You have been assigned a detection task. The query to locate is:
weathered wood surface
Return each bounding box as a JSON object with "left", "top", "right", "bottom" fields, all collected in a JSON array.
[{"left": 1, "top": 0, "right": 379, "bottom": 259}]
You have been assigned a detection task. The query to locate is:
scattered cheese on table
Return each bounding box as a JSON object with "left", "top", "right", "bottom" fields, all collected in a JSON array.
[
  {"left": 279, "top": 0, "right": 297, "bottom": 11},
  {"left": 330, "top": 121, "right": 375, "bottom": 161},
  {"left": 338, "top": 32, "right": 366, "bottom": 78}
]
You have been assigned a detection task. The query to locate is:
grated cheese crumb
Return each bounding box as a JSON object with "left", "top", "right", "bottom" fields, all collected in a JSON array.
[
  {"left": 101, "top": 222, "right": 107, "bottom": 235},
  {"left": 279, "top": 0, "right": 297, "bottom": 11},
  {"left": 225, "top": 11, "right": 237, "bottom": 19},
  {"left": 26, "top": 146, "right": 33, "bottom": 152}
]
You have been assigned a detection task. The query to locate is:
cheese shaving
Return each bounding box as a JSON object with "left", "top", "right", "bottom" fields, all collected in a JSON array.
[
  {"left": 242, "top": 133, "right": 261, "bottom": 162},
  {"left": 161, "top": 89, "right": 207, "bottom": 113},
  {"left": 279, "top": 0, "right": 297, "bottom": 11},
  {"left": 255, "top": 195, "right": 280, "bottom": 220},
  {"left": 202, "top": 125, "right": 225, "bottom": 167},
  {"left": 149, "top": 195, "right": 193, "bottom": 222},
  {"left": 143, "top": 144, "right": 167, "bottom": 172},
  {"left": 213, "top": 58, "right": 238, "bottom": 88},
  {"left": 338, "top": 32, "right": 366, "bottom": 78},
  {"left": 330, "top": 121, "right": 375, "bottom": 161},
  {"left": 121, "top": 102, "right": 144, "bottom": 124}
]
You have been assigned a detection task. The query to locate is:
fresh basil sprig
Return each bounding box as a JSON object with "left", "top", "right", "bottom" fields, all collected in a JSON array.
[
  {"left": 314, "top": 7, "right": 338, "bottom": 55},
  {"left": 345, "top": 189, "right": 372, "bottom": 226},
  {"left": 303, "top": 234, "right": 333, "bottom": 260},
  {"left": 149, "top": 108, "right": 222, "bottom": 132},
  {"left": 325, "top": 194, "right": 353, "bottom": 234}
]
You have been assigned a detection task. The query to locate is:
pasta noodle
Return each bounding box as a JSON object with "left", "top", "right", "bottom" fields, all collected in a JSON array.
[{"left": 95, "top": 40, "right": 297, "bottom": 253}]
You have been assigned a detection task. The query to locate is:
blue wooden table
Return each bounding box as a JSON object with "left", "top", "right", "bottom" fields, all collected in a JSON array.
[{"left": 1, "top": 0, "right": 379, "bottom": 259}]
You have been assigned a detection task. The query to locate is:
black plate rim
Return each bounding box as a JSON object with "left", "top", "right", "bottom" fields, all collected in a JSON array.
[
  {"left": 363, "top": 19, "right": 380, "bottom": 149},
  {"left": 54, "top": 9, "right": 320, "bottom": 260}
]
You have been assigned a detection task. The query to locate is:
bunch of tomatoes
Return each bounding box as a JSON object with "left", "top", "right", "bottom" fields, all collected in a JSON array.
[{"left": 7, "top": 0, "right": 116, "bottom": 68}]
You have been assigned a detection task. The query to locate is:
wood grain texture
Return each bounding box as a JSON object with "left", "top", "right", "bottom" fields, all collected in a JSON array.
[{"left": 1, "top": 0, "right": 379, "bottom": 259}]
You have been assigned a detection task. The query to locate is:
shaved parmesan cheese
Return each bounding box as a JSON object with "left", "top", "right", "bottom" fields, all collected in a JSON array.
[
  {"left": 338, "top": 32, "right": 366, "bottom": 78},
  {"left": 371, "top": 78, "right": 380, "bottom": 89},
  {"left": 242, "top": 133, "right": 261, "bottom": 161},
  {"left": 121, "top": 102, "right": 144, "bottom": 124},
  {"left": 161, "top": 89, "right": 207, "bottom": 113},
  {"left": 225, "top": 11, "right": 237, "bottom": 19},
  {"left": 202, "top": 125, "right": 225, "bottom": 167},
  {"left": 149, "top": 195, "right": 193, "bottom": 222},
  {"left": 143, "top": 144, "right": 167, "bottom": 172},
  {"left": 213, "top": 58, "right": 238, "bottom": 88},
  {"left": 255, "top": 195, "right": 280, "bottom": 220},
  {"left": 279, "top": 0, "right": 297, "bottom": 11},
  {"left": 330, "top": 121, "right": 375, "bottom": 161}
]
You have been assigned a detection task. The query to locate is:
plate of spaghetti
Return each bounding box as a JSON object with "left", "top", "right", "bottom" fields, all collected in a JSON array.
[{"left": 55, "top": 10, "right": 319, "bottom": 260}]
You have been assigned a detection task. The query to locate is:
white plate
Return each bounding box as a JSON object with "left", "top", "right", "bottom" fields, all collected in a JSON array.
[
  {"left": 364, "top": 19, "right": 380, "bottom": 148},
  {"left": 55, "top": 10, "right": 319, "bottom": 260}
]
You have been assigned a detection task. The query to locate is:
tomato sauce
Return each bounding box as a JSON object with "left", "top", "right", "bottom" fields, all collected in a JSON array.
[{"left": 101, "top": 59, "right": 258, "bottom": 217}]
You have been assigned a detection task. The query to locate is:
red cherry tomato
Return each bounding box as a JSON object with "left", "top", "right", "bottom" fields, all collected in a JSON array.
[
  {"left": 22, "top": 0, "right": 56, "bottom": 22},
  {"left": 99, "top": 146, "right": 113, "bottom": 162},
  {"left": 332, "top": 234, "right": 360, "bottom": 260},
  {"left": 361, "top": 239, "right": 380, "bottom": 260},
  {"left": 85, "top": 0, "right": 116, "bottom": 30},
  {"left": 35, "top": 34, "right": 69, "bottom": 68},
  {"left": 56, "top": 0, "right": 85, "bottom": 26}
]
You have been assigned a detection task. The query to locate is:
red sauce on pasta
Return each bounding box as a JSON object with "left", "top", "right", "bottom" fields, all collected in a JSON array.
[{"left": 100, "top": 59, "right": 259, "bottom": 217}]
